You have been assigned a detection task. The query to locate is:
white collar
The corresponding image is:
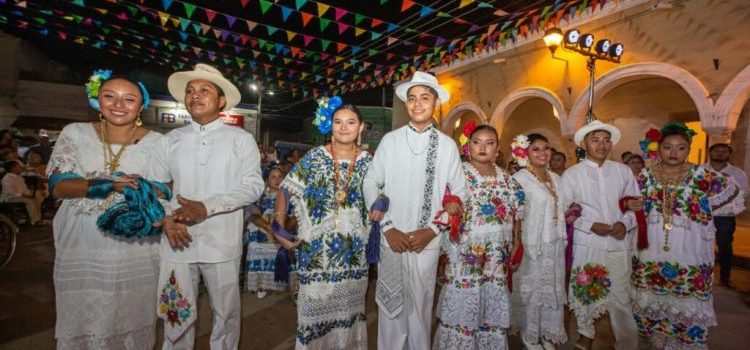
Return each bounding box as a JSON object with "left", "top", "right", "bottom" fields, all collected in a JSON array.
[
  {"left": 407, "top": 122, "right": 434, "bottom": 134},
  {"left": 191, "top": 117, "right": 223, "bottom": 132}
]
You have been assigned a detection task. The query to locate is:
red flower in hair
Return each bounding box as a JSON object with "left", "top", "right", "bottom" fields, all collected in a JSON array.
[
  {"left": 463, "top": 120, "right": 477, "bottom": 137},
  {"left": 645, "top": 128, "right": 661, "bottom": 142}
]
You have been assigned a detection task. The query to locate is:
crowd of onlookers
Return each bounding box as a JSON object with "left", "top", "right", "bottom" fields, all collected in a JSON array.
[{"left": 0, "top": 129, "right": 54, "bottom": 225}]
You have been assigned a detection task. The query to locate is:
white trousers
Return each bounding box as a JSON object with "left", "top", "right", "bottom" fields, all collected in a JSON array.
[
  {"left": 378, "top": 248, "right": 440, "bottom": 350},
  {"left": 576, "top": 250, "right": 638, "bottom": 350},
  {"left": 162, "top": 258, "right": 241, "bottom": 350}
]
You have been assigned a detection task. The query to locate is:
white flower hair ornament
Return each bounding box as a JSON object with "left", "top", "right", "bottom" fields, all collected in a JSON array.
[{"left": 510, "top": 134, "right": 530, "bottom": 167}]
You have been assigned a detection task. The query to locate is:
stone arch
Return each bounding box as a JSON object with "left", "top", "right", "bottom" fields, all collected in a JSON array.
[
  {"left": 565, "top": 62, "right": 713, "bottom": 137},
  {"left": 714, "top": 64, "right": 750, "bottom": 135},
  {"left": 488, "top": 87, "right": 567, "bottom": 138},
  {"left": 441, "top": 101, "right": 488, "bottom": 134}
]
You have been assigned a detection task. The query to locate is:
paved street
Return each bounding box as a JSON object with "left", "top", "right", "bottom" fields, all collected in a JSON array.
[{"left": 2, "top": 226, "right": 750, "bottom": 349}]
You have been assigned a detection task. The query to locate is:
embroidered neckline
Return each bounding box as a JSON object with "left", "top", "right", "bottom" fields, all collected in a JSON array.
[{"left": 417, "top": 129, "right": 440, "bottom": 228}]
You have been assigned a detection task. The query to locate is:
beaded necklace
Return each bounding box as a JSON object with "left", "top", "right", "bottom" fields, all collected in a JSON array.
[{"left": 528, "top": 165, "right": 559, "bottom": 223}]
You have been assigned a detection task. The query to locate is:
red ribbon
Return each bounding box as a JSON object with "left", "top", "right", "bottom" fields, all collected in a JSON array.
[
  {"left": 507, "top": 243, "right": 524, "bottom": 293},
  {"left": 620, "top": 196, "right": 648, "bottom": 250},
  {"left": 442, "top": 193, "right": 463, "bottom": 242}
]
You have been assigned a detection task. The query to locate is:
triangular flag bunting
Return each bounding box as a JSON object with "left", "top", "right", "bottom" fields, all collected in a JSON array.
[
  {"left": 295, "top": 0, "right": 307, "bottom": 10},
  {"left": 162, "top": 0, "right": 173, "bottom": 11},
  {"left": 204, "top": 9, "right": 217, "bottom": 23},
  {"left": 337, "top": 22, "right": 349, "bottom": 34},
  {"left": 387, "top": 36, "right": 397, "bottom": 45},
  {"left": 260, "top": 0, "right": 273, "bottom": 15},
  {"left": 319, "top": 17, "right": 331, "bottom": 31},
  {"left": 355, "top": 27, "right": 366, "bottom": 37},
  {"left": 225, "top": 14, "right": 236, "bottom": 28},
  {"left": 459, "top": 0, "right": 475, "bottom": 9},
  {"left": 317, "top": 3, "right": 329, "bottom": 17},
  {"left": 281, "top": 6, "right": 293, "bottom": 21},
  {"left": 371, "top": 18, "right": 383, "bottom": 28},
  {"left": 300, "top": 12, "right": 313, "bottom": 27},
  {"left": 401, "top": 0, "right": 416, "bottom": 12},
  {"left": 419, "top": 6, "right": 434, "bottom": 17},
  {"left": 286, "top": 30, "right": 297, "bottom": 42},
  {"left": 371, "top": 32, "right": 382, "bottom": 40},
  {"left": 247, "top": 20, "right": 258, "bottom": 32},
  {"left": 302, "top": 34, "right": 314, "bottom": 47},
  {"left": 354, "top": 13, "right": 365, "bottom": 25},
  {"left": 334, "top": 8, "right": 347, "bottom": 21},
  {"left": 183, "top": 3, "right": 196, "bottom": 18}
]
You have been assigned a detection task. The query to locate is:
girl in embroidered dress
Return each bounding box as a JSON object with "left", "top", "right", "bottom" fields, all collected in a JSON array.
[
  {"left": 433, "top": 125, "right": 524, "bottom": 350},
  {"left": 631, "top": 122, "right": 744, "bottom": 349},
  {"left": 245, "top": 166, "right": 297, "bottom": 298},
  {"left": 510, "top": 133, "right": 568, "bottom": 350},
  {"left": 48, "top": 73, "right": 168, "bottom": 349},
  {"left": 275, "top": 102, "right": 373, "bottom": 350}
]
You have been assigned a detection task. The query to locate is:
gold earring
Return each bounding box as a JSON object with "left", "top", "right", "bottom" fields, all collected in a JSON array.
[
  {"left": 135, "top": 116, "right": 143, "bottom": 127},
  {"left": 99, "top": 113, "right": 103, "bottom": 121}
]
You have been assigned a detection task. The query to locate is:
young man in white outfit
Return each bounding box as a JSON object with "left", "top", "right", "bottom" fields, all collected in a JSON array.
[
  {"left": 560, "top": 121, "right": 639, "bottom": 350},
  {"left": 153, "top": 63, "right": 264, "bottom": 349},
  {"left": 364, "top": 71, "right": 466, "bottom": 350}
]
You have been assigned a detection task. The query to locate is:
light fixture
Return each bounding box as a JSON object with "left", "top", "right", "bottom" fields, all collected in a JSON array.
[
  {"left": 543, "top": 27, "right": 563, "bottom": 54},
  {"left": 595, "top": 39, "right": 611, "bottom": 55},
  {"left": 609, "top": 43, "right": 624, "bottom": 61},
  {"left": 250, "top": 83, "right": 258, "bottom": 91},
  {"left": 564, "top": 29, "right": 580, "bottom": 45},
  {"left": 579, "top": 33, "right": 595, "bottom": 50},
  {"left": 267, "top": 91, "right": 275, "bottom": 96}
]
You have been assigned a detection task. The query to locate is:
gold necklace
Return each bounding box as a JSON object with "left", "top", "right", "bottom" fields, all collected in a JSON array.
[
  {"left": 329, "top": 144, "right": 358, "bottom": 208},
  {"left": 528, "top": 166, "right": 559, "bottom": 223},
  {"left": 99, "top": 119, "right": 138, "bottom": 173},
  {"left": 653, "top": 163, "right": 691, "bottom": 252}
]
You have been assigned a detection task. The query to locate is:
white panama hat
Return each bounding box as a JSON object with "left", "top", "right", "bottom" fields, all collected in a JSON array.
[
  {"left": 168, "top": 63, "right": 241, "bottom": 110},
  {"left": 573, "top": 120, "right": 622, "bottom": 147},
  {"left": 395, "top": 71, "right": 450, "bottom": 104}
]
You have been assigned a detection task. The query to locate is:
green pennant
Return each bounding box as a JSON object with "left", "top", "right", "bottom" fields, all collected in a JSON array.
[
  {"left": 380, "top": 0, "right": 388, "bottom": 4},
  {"left": 320, "top": 39, "right": 331, "bottom": 51},
  {"left": 354, "top": 13, "right": 365, "bottom": 26},
  {"left": 102, "top": 27, "right": 110, "bottom": 34},
  {"left": 319, "top": 18, "right": 331, "bottom": 32},
  {"left": 405, "top": 28, "right": 416, "bottom": 33},
  {"left": 183, "top": 3, "right": 197, "bottom": 18},
  {"left": 260, "top": 0, "right": 273, "bottom": 15},
  {"left": 371, "top": 32, "right": 381, "bottom": 40},
  {"left": 71, "top": 15, "right": 83, "bottom": 24},
  {"left": 368, "top": 49, "right": 377, "bottom": 57},
  {"left": 71, "top": 0, "right": 84, "bottom": 6},
  {"left": 477, "top": 2, "right": 493, "bottom": 9},
  {"left": 126, "top": 5, "right": 138, "bottom": 16},
  {"left": 294, "top": 0, "right": 307, "bottom": 10},
  {"left": 138, "top": 16, "right": 148, "bottom": 24},
  {"left": 191, "top": 23, "right": 201, "bottom": 34},
  {"left": 198, "top": 36, "right": 208, "bottom": 44},
  {"left": 436, "top": 12, "right": 451, "bottom": 18},
  {"left": 33, "top": 17, "right": 46, "bottom": 25}
]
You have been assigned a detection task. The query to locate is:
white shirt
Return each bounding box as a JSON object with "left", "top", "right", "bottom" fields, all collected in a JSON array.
[
  {"left": 560, "top": 159, "right": 639, "bottom": 251},
  {"left": 1, "top": 172, "right": 31, "bottom": 201},
  {"left": 705, "top": 162, "right": 747, "bottom": 216},
  {"left": 363, "top": 123, "right": 467, "bottom": 250},
  {"left": 153, "top": 118, "right": 264, "bottom": 263}
]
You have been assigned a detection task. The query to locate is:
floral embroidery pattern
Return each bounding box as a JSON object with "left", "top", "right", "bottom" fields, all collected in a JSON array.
[
  {"left": 158, "top": 270, "right": 192, "bottom": 326},
  {"left": 639, "top": 166, "right": 727, "bottom": 226},
  {"left": 297, "top": 237, "right": 325, "bottom": 271},
  {"left": 297, "top": 313, "right": 366, "bottom": 345},
  {"left": 631, "top": 256, "right": 712, "bottom": 300},
  {"left": 570, "top": 263, "right": 611, "bottom": 305},
  {"left": 464, "top": 164, "right": 524, "bottom": 227},
  {"left": 635, "top": 313, "right": 707, "bottom": 347},
  {"left": 438, "top": 322, "right": 505, "bottom": 337},
  {"left": 290, "top": 148, "right": 371, "bottom": 225},
  {"left": 416, "top": 126, "right": 438, "bottom": 228},
  {"left": 326, "top": 232, "right": 364, "bottom": 269}
]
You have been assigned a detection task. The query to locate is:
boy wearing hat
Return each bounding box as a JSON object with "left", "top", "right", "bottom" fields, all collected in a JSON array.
[
  {"left": 363, "top": 71, "right": 467, "bottom": 349},
  {"left": 560, "top": 121, "right": 639, "bottom": 350},
  {"left": 153, "top": 63, "right": 264, "bottom": 349}
]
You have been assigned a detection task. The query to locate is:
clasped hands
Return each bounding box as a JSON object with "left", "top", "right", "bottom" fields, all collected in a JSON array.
[
  {"left": 153, "top": 195, "right": 207, "bottom": 249},
  {"left": 590, "top": 222, "right": 628, "bottom": 240}
]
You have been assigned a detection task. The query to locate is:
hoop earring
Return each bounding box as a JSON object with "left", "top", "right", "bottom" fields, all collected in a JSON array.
[{"left": 135, "top": 116, "right": 143, "bottom": 127}]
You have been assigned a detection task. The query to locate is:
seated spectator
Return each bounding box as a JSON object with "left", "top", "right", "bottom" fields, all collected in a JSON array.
[
  {"left": 1, "top": 160, "right": 46, "bottom": 225},
  {"left": 24, "top": 149, "right": 47, "bottom": 177},
  {"left": 25, "top": 134, "right": 53, "bottom": 163}
]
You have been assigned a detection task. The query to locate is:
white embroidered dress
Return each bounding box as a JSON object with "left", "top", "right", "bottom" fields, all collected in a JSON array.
[
  {"left": 511, "top": 169, "right": 568, "bottom": 345},
  {"left": 48, "top": 123, "right": 167, "bottom": 349},
  {"left": 281, "top": 146, "right": 372, "bottom": 350},
  {"left": 433, "top": 163, "right": 524, "bottom": 350}
]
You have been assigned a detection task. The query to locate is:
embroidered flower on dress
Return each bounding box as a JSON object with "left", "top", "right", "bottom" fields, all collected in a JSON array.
[
  {"left": 570, "top": 263, "right": 611, "bottom": 305},
  {"left": 158, "top": 270, "right": 192, "bottom": 326}
]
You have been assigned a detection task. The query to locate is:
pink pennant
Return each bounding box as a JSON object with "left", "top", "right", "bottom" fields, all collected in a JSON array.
[
  {"left": 205, "top": 9, "right": 217, "bottom": 23},
  {"left": 302, "top": 34, "right": 314, "bottom": 47},
  {"left": 337, "top": 22, "right": 349, "bottom": 34},
  {"left": 334, "top": 8, "right": 347, "bottom": 21}
]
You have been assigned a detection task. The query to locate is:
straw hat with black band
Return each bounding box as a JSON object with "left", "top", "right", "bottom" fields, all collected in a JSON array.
[{"left": 167, "top": 63, "right": 241, "bottom": 111}]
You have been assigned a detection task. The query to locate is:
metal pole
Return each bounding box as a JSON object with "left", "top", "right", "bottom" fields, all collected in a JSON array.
[
  {"left": 256, "top": 91, "right": 263, "bottom": 144},
  {"left": 586, "top": 56, "right": 597, "bottom": 124}
]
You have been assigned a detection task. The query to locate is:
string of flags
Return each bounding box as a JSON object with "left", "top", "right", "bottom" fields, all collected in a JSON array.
[{"left": 0, "top": 0, "right": 615, "bottom": 99}]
